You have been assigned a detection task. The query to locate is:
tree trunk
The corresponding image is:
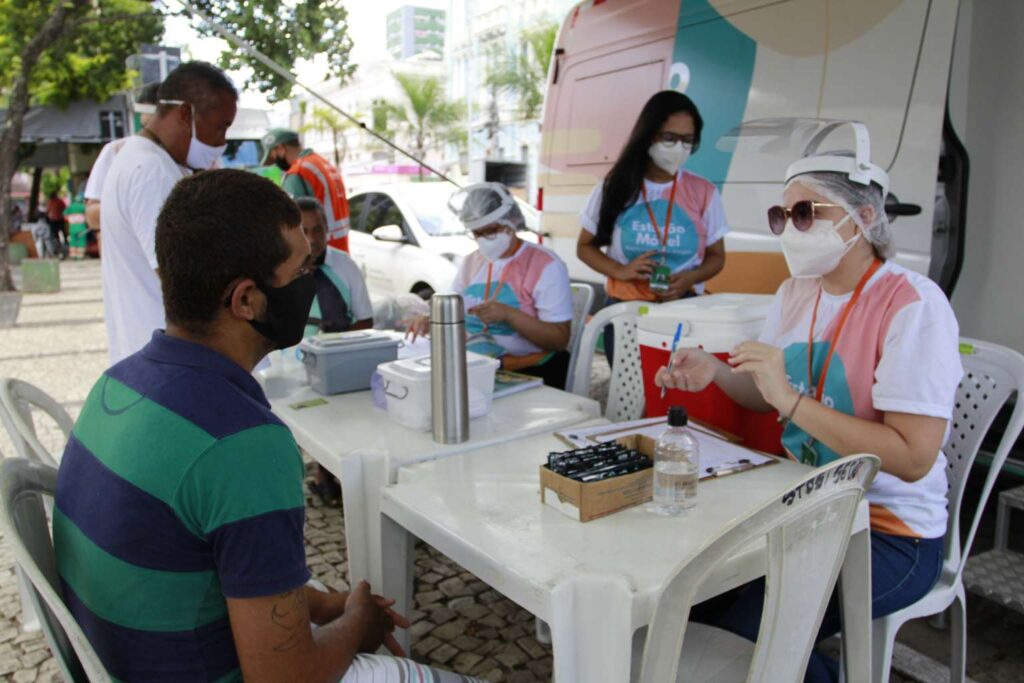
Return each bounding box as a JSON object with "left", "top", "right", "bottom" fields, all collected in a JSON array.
[
  {"left": 29, "top": 168, "right": 42, "bottom": 220},
  {"left": 332, "top": 130, "right": 341, "bottom": 168},
  {"left": 0, "top": 0, "right": 86, "bottom": 291}
]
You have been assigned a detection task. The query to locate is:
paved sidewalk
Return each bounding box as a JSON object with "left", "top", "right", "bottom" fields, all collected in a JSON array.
[{"left": 0, "top": 259, "right": 1020, "bottom": 682}]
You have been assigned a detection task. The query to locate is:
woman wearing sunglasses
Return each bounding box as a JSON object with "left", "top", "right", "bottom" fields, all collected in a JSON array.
[
  {"left": 577, "top": 91, "right": 728, "bottom": 363},
  {"left": 657, "top": 146, "right": 962, "bottom": 681}
]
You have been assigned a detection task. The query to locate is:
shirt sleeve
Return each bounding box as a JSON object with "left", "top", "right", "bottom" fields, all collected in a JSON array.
[
  {"left": 329, "top": 251, "right": 373, "bottom": 321},
  {"left": 282, "top": 172, "right": 313, "bottom": 198},
  {"left": 578, "top": 182, "right": 604, "bottom": 235},
  {"left": 175, "top": 424, "right": 311, "bottom": 598},
  {"left": 702, "top": 188, "right": 730, "bottom": 246},
  {"left": 532, "top": 253, "right": 574, "bottom": 323},
  {"left": 84, "top": 143, "right": 116, "bottom": 201},
  {"left": 124, "top": 161, "right": 185, "bottom": 270},
  {"left": 872, "top": 288, "right": 963, "bottom": 419}
]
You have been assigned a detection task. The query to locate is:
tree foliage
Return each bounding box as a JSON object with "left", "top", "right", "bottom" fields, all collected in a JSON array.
[
  {"left": 484, "top": 21, "right": 558, "bottom": 121},
  {"left": 389, "top": 72, "right": 464, "bottom": 176},
  {"left": 0, "top": 0, "right": 163, "bottom": 107},
  {"left": 301, "top": 107, "right": 351, "bottom": 167},
  {"left": 188, "top": 0, "right": 355, "bottom": 103}
]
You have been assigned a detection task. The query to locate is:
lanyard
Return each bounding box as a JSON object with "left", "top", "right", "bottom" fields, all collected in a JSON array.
[
  {"left": 640, "top": 174, "right": 678, "bottom": 250},
  {"left": 806, "top": 259, "right": 882, "bottom": 402},
  {"left": 483, "top": 263, "right": 509, "bottom": 302}
]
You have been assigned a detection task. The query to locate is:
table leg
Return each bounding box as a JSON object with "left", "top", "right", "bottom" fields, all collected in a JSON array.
[
  {"left": 380, "top": 511, "right": 415, "bottom": 656},
  {"left": 839, "top": 523, "right": 872, "bottom": 682},
  {"left": 339, "top": 451, "right": 390, "bottom": 589},
  {"left": 550, "top": 574, "right": 634, "bottom": 682}
]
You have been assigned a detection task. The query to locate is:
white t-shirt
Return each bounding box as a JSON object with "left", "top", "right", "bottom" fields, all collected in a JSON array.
[
  {"left": 324, "top": 247, "right": 373, "bottom": 321},
  {"left": 100, "top": 135, "right": 190, "bottom": 364},
  {"left": 579, "top": 170, "right": 728, "bottom": 295},
  {"left": 758, "top": 261, "right": 963, "bottom": 538},
  {"left": 84, "top": 138, "right": 129, "bottom": 202},
  {"left": 453, "top": 241, "right": 573, "bottom": 357}
]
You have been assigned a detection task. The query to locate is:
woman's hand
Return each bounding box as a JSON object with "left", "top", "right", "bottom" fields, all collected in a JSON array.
[
  {"left": 655, "top": 347, "right": 719, "bottom": 393},
  {"left": 615, "top": 250, "right": 659, "bottom": 281},
  {"left": 468, "top": 301, "right": 512, "bottom": 325},
  {"left": 727, "top": 341, "right": 798, "bottom": 413},
  {"left": 655, "top": 270, "right": 698, "bottom": 302},
  {"left": 403, "top": 314, "right": 430, "bottom": 342}
]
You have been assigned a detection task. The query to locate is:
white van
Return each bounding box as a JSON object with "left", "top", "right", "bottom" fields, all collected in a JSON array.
[{"left": 537, "top": 0, "right": 966, "bottom": 298}]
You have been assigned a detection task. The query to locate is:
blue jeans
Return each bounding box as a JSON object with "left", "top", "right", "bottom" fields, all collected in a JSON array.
[{"left": 693, "top": 531, "right": 944, "bottom": 682}]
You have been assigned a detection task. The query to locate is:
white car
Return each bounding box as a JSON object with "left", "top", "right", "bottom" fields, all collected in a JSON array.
[{"left": 346, "top": 183, "right": 540, "bottom": 299}]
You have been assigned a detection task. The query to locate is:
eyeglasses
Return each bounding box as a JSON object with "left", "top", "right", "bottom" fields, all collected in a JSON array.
[
  {"left": 654, "top": 131, "right": 695, "bottom": 146},
  {"left": 767, "top": 200, "right": 844, "bottom": 235},
  {"left": 470, "top": 225, "right": 507, "bottom": 239}
]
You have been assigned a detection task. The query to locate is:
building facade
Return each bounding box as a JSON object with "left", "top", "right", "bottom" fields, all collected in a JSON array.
[{"left": 388, "top": 6, "right": 447, "bottom": 61}]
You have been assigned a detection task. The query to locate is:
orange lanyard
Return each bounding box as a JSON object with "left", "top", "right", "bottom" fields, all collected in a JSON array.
[
  {"left": 640, "top": 174, "right": 678, "bottom": 250},
  {"left": 483, "top": 263, "right": 508, "bottom": 302},
  {"left": 807, "top": 259, "right": 882, "bottom": 401}
]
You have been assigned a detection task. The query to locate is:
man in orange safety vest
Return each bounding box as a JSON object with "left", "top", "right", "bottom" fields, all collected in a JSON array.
[{"left": 262, "top": 128, "right": 351, "bottom": 252}]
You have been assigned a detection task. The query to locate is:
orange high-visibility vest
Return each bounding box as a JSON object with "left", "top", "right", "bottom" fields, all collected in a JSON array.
[{"left": 288, "top": 152, "right": 351, "bottom": 252}]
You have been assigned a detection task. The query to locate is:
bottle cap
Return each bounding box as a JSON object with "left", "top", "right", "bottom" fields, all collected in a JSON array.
[{"left": 667, "top": 406, "right": 688, "bottom": 427}]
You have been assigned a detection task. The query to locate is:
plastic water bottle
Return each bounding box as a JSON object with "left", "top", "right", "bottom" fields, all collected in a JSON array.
[{"left": 648, "top": 406, "right": 700, "bottom": 516}]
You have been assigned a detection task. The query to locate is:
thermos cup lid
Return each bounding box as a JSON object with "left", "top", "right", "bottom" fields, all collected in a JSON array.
[{"left": 431, "top": 293, "right": 465, "bottom": 324}]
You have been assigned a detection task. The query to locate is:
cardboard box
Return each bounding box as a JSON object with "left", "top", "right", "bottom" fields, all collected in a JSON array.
[{"left": 540, "top": 434, "right": 658, "bottom": 522}]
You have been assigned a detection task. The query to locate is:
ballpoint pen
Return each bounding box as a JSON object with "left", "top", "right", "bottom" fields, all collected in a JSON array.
[{"left": 660, "top": 322, "right": 684, "bottom": 399}]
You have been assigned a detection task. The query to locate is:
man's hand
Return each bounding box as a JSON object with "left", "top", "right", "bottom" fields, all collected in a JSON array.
[
  {"left": 727, "top": 341, "right": 798, "bottom": 413},
  {"left": 615, "top": 250, "right": 659, "bottom": 281},
  {"left": 468, "top": 300, "right": 513, "bottom": 325},
  {"left": 344, "top": 581, "right": 409, "bottom": 657}
]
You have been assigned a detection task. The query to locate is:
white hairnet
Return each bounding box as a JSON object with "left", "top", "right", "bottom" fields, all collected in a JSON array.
[
  {"left": 448, "top": 182, "right": 525, "bottom": 232},
  {"left": 785, "top": 151, "right": 894, "bottom": 258}
]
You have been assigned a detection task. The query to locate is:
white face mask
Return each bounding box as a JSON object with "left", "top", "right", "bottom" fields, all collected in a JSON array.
[
  {"left": 476, "top": 230, "right": 513, "bottom": 262},
  {"left": 185, "top": 103, "right": 227, "bottom": 170},
  {"left": 647, "top": 140, "right": 692, "bottom": 175},
  {"left": 780, "top": 215, "right": 860, "bottom": 278}
]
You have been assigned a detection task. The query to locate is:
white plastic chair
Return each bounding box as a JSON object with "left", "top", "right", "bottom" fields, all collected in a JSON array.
[
  {"left": 0, "top": 457, "right": 112, "bottom": 682},
  {"left": 872, "top": 338, "right": 1024, "bottom": 682},
  {"left": 568, "top": 301, "right": 646, "bottom": 421},
  {"left": 566, "top": 282, "right": 595, "bottom": 381},
  {"left": 634, "top": 454, "right": 879, "bottom": 682},
  {"left": 0, "top": 378, "right": 73, "bottom": 467}
]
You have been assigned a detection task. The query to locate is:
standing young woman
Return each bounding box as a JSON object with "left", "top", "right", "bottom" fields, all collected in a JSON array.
[{"left": 577, "top": 91, "right": 728, "bottom": 361}]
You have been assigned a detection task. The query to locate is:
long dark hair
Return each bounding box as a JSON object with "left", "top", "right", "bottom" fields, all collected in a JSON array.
[{"left": 594, "top": 91, "right": 704, "bottom": 247}]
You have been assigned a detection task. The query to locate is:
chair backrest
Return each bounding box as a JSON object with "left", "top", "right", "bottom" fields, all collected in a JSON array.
[
  {"left": 943, "top": 338, "right": 1024, "bottom": 577},
  {"left": 639, "top": 454, "right": 879, "bottom": 683},
  {"left": 567, "top": 300, "right": 646, "bottom": 421},
  {"left": 566, "top": 283, "right": 595, "bottom": 380},
  {"left": 0, "top": 378, "right": 72, "bottom": 466},
  {"left": 0, "top": 458, "right": 110, "bottom": 682}
]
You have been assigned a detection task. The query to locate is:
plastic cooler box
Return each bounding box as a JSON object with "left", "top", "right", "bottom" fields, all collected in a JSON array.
[
  {"left": 299, "top": 330, "right": 402, "bottom": 395},
  {"left": 377, "top": 352, "right": 500, "bottom": 432},
  {"left": 639, "top": 293, "right": 784, "bottom": 454}
]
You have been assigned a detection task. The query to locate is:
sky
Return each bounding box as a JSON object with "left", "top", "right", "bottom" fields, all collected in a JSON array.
[{"left": 157, "top": 0, "right": 448, "bottom": 119}]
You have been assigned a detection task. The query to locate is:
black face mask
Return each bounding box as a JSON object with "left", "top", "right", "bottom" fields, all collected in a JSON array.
[
  {"left": 274, "top": 156, "right": 291, "bottom": 172},
  {"left": 314, "top": 248, "right": 327, "bottom": 267},
  {"left": 248, "top": 273, "right": 317, "bottom": 350}
]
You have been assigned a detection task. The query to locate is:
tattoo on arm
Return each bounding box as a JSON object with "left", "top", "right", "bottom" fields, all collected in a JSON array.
[{"left": 270, "top": 589, "right": 307, "bottom": 652}]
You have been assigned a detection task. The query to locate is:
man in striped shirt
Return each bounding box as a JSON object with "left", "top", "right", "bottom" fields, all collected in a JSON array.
[{"left": 54, "top": 169, "right": 476, "bottom": 682}]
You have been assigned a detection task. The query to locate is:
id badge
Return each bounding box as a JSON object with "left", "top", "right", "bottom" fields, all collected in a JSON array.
[
  {"left": 799, "top": 441, "right": 819, "bottom": 467},
  {"left": 649, "top": 264, "right": 671, "bottom": 292}
]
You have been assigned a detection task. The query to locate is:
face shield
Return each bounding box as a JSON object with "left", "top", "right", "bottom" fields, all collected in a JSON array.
[{"left": 447, "top": 182, "right": 525, "bottom": 233}]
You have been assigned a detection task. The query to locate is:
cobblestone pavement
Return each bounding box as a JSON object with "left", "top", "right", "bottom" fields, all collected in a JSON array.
[{"left": 0, "top": 259, "right": 1019, "bottom": 682}]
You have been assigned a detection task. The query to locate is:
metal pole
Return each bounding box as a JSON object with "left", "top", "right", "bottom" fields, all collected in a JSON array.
[{"left": 168, "top": 0, "right": 462, "bottom": 187}]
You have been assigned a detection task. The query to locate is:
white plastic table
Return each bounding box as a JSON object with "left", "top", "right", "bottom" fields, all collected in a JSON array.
[
  {"left": 261, "top": 368, "right": 601, "bottom": 590},
  {"left": 379, "top": 428, "right": 873, "bottom": 682}
]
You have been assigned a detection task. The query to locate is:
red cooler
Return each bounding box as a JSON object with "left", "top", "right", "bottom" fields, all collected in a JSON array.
[{"left": 639, "top": 294, "right": 785, "bottom": 454}]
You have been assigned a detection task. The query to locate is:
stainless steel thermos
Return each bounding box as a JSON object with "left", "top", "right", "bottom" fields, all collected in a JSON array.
[{"left": 431, "top": 294, "right": 469, "bottom": 444}]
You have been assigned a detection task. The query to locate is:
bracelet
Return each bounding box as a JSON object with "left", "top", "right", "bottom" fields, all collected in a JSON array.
[{"left": 777, "top": 392, "right": 804, "bottom": 426}]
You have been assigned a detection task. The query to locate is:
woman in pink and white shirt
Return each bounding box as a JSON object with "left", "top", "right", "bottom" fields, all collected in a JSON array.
[{"left": 657, "top": 147, "right": 962, "bottom": 682}]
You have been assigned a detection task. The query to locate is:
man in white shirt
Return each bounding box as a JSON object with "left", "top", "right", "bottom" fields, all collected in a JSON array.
[
  {"left": 101, "top": 61, "right": 238, "bottom": 364},
  {"left": 84, "top": 82, "right": 161, "bottom": 232}
]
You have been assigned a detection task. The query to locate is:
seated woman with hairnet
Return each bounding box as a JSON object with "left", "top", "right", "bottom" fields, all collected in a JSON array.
[
  {"left": 656, "top": 139, "right": 962, "bottom": 681},
  {"left": 408, "top": 182, "right": 574, "bottom": 388}
]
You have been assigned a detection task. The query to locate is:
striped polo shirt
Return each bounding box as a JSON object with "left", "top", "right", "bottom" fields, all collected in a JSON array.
[{"left": 54, "top": 332, "right": 310, "bottom": 682}]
